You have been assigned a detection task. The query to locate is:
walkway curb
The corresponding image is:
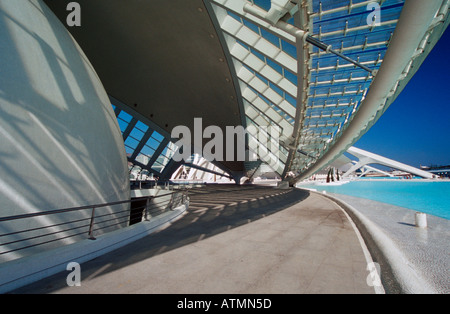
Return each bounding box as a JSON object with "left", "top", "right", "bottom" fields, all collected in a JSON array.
[{"left": 312, "top": 191, "right": 436, "bottom": 294}]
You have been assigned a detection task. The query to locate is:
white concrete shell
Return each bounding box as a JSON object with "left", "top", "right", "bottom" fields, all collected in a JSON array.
[{"left": 0, "top": 0, "right": 130, "bottom": 261}]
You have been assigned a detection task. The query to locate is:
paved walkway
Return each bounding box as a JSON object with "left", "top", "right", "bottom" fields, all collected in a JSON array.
[{"left": 13, "top": 186, "right": 377, "bottom": 294}]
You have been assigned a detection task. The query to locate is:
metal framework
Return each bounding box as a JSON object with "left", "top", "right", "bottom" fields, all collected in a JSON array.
[
  {"left": 110, "top": 0, "right": 449, "bottom": 184},
  {"left": 206, "top": 0, "right": 449, "bottom": 184},
  {"left": 111, "top": 97, "right": 181, "bottom": 179}
]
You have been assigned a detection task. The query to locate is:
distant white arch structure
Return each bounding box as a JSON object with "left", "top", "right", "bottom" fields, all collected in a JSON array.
[
  {"left": 343, "top": 147, "right": 434, "bottom": 179},
  {"left": 171, "top": 154, "right": 232, "bottom": 183},
  {"left": 356, "top": 164, "right": 394, "bottom": 178}
]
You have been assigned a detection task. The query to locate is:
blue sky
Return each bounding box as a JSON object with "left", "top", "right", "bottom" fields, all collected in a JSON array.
[{"left": 354, "top": 27, "right": 450, "bottom": 168}]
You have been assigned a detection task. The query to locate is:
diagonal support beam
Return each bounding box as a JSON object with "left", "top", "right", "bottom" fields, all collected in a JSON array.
[{"left": 243, "top": 2, "right": 375, "bottom": 74}]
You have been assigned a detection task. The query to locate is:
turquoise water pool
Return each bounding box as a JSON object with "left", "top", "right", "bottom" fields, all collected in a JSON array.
[{"left": 298, "top": 180, "right": 450, "bottom": 220}]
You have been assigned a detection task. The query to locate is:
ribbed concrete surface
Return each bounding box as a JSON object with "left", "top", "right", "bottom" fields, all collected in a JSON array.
[{"left": 13, "top": 185, "right": 376, "bottom": 294}]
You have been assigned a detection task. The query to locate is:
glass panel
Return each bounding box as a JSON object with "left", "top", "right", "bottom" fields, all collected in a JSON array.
[
  {"left": 250, "top": 48, "right": 265, "bottom": 62},
  {"left": 243, "top": 19, "right": 260, "bottom": 34},
  {"left": 146, "top": 137, "right": 161, "bottom": 150},
  {"left": 151, "top": 131, "right": 164, "bottom": 143},
  {"left": 253, "top": 0, "right": 271, "bottom": 11},
  {"left": 281, "top": 40, "right": 296, "bottom": 58},
  {"left": 284, "top": 69, "right": 298, "bottom": 86},
  {"left": 117, "top": 119, "right": 129, "bottom": 133},
  {"left": 266, "top": 58, "right": 282, "bottom": 75},
  {"left": 285, "top": 93, "right": 297, "bottom": 107},
  {"left": 269, "top": 82, "right": 284, "bottom": 97},
  {"left": 260, "top": 28, "right": 280, "bottom": 48},
  {"left": 118, "top": 110, "right": 133, "bottom": 123},
  {"left": 227, "top": 11, "right": 242, "bottom": 22},
  {"left": 124, "top": 145, "right": 135, "bottom": 156},
  {"left": 136, "top": 153, "right": 151, "bottom": 165},
  {"left": 135, "top": 121, "right": 149, "bottom": 133},
  {"left": 124, "top": 137, "right": 139, "bottom": 150},
  {"left": 140, "top": 145, "right": 155, "bottom": 158},
  {"left": 129, "top": 127, "right": 145, "bottom": 142}
]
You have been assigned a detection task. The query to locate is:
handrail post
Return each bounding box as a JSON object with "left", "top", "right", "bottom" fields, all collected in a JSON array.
[
  {"left": 168, "top": 193, "right": 174, "bottom": 211},
  {"left": 183, "top": 190, "right": 188, "bottom": 205},
  {"left": 88, "top": 206, "right": 96, "bottom": 240},
  {"left": 144, "top": 197, "right": 150, "bottom": 221}
]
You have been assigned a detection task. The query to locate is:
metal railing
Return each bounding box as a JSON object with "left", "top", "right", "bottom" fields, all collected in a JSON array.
[
  {"left": 0, "top": 190, "right": 188, "bottom": 258},
  {"left": 130, "top": 179, "right": 208, "bottom": 190}
]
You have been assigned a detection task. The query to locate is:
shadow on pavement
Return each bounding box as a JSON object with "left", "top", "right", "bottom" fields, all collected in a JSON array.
[{"left": 13, "top": 185, "right": 310, "bottom": 293}]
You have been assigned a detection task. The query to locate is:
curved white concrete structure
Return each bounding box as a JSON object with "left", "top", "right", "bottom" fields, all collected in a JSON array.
[
  {"left": 343, "top": 147, "right": 434, "bottom": 179},
  {"left": 0, "top": 0, "right": 129, "bottom": 260}
]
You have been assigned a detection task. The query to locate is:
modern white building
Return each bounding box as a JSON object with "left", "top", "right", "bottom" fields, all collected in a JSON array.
[{"left": 0, "top": 0, "right": 448, "bottom": 292}]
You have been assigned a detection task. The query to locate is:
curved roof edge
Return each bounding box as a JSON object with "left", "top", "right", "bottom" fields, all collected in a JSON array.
[{"left": 292, "top": 0, "right": 450, "bottom": 183}]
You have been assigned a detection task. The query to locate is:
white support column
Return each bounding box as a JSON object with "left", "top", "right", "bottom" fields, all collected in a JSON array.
[{"left": 342, "top": 157, "right": 373, "bottom": 177}]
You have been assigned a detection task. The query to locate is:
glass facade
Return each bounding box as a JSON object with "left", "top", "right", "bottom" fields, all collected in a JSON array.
[
  {"left": 112, "top": 104, "right": 178, "bottom": 178},
  {"left": 207, "top": 0, "right": 407, "bottom": 178}
]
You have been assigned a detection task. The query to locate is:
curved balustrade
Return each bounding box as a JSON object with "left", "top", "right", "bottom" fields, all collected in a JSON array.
[{"left": 0, "top": 190, "right": 189, "bottom": 262}]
